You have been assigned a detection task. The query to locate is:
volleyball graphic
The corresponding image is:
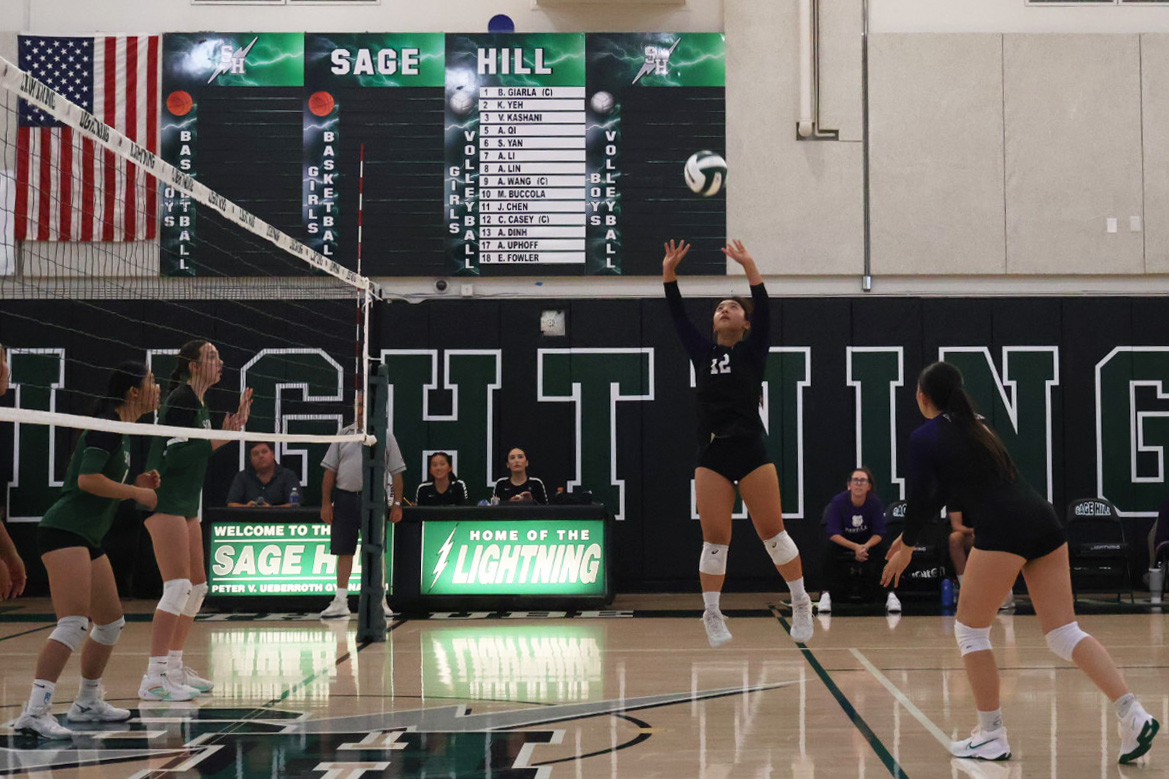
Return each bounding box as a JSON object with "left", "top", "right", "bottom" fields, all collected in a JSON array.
[
  {"left": 449, "top": 86, "right": 476, "bottom": 117},
  {"left": 166, "top": 90, "right": 193, "bottom": 117},
  {"left": 589, "top": 91, "right": 615, "bottom": 116},
  {"left": 684, "top": 150, "right": 727, "bottom": 197},
  {"left": 308, "top": 91, "right": 335, "bottom": 117}
]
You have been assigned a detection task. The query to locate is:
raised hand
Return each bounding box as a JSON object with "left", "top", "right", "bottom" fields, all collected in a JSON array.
[
  {"left": 720, "top": 239, "right": 754, "bottom": 267},
  {"left": 223, "top": 387, "right": 254, "bottom": 431},
  {"left": 662, "top": 239, "right": 691, "bottom": 279}
]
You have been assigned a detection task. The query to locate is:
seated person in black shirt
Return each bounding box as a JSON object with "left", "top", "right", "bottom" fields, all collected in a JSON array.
[
  {"left": 226, "top": 441, "right": 301, "bottom": 507},
  {"left": 493, "top": 447, "right": 548, "bottom": 504},
  {"left": 415, "top": 452, "right": 468, "bottom": 506}
]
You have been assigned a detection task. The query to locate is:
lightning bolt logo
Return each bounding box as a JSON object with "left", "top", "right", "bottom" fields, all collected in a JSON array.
[
  {"left": 632, "top": 38, "right": 680, "bottom": 85},
  {"left": 430, "top": 526, "right": 458, "bottom": 589},
  {"left": 207, "top": 35, "right": 259, "bottom": 85}
]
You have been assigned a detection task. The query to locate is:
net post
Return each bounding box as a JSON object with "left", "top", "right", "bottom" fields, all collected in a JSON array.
[{"left": 357, "top": 363, "right": 390, "bottom": 643}]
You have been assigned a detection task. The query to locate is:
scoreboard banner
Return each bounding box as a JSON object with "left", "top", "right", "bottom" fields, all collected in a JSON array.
[
  {"left": 160, "top": 32, "right": 725, "bottom": 278},
  {"left": 421, "top": 519, "right": 605, "bottom": 596}
]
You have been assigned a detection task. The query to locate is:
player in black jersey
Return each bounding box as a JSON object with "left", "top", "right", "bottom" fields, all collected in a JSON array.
[
  {"left": 882, "top": 362, "right": 1159, "bottom": 763},
  {"left": 14, "top": 362, "right": 160, "bottom": 740},
  {"left": 663, "top": 239, "right": 813, "bottom": 647}
]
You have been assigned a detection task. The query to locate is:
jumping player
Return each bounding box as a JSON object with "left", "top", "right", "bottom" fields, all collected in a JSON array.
[
  {"left": 140, "top": 340, "right": 251, "bottom": 701},
  {"left": 662, "top": 239, "right": 813, "bottom": 646},
  {"left": 882, "top": 361, "right": 1159, "bottom": 764},
  {"left": 14, "top": 362, "right": 160, "bottom": 739}
]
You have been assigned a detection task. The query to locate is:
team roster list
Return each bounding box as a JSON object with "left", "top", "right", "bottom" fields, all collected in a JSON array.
[{"left": 445, "top": 34, "right": 588, "bottom": 272}]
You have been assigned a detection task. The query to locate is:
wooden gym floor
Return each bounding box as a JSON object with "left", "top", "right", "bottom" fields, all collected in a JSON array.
[{"left": 0, "top": 593, "right": 1165, "bottom": 777}]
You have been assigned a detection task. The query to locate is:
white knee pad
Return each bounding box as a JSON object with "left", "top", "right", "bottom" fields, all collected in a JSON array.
[
  {"left": 1045, "top": 621, "right": 1090, "bottom": 662},
  {"left": 763, "top": 531, "right": 799, "bottom": 567},
  {"left": 158, "top": 578, "right": 193, "bottom": 616},
  {"left": 48, "top": 615, "right": 90, "bottom": 651},
  {"left": 182, "top": 582, "right": 208, "bottom": 618},
  {"left": 954, "top": 621, "right": 993, "bottom": 655},
  {"left": 699, "top": 542, "right": 729, "bottom": 575},
  {"left": 89, "top": 616, "right": 125, "bottom": 646}
]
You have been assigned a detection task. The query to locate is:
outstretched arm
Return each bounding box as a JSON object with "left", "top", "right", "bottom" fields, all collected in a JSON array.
[
  {"left": 723, "top": 240, "right": 770, "bottom": 350},
  {"left": 662, "top": 240, "right": 710, "bottom": 365}
]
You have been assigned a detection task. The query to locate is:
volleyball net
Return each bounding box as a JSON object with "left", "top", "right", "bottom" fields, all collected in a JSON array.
[{"left": 0, "top": 54, "right": 379, "bottom": 457}]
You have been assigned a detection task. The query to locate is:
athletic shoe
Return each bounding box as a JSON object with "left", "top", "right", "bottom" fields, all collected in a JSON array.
[
  {"left": 138, "top": 672, "right": 196, "bottom": 702},
  {"left": 320, "top": 597, "right": 351, "bottom": 619},
  {"left": 816, "top": 591, "right": 832, "bottom": 614},
  {"left": 67, "top": 696, "right": 132, "bottom": 723},
  {"left": 383, "top": 601, "right": 395, "bottom": 619},
  {"left": 702, "top": 609, "right": 732, "bottom": 647},
  {"left": 790, "top": 597, "right": 814, "bottom": 643},
  {"left": 886, "top": 592, "right": 902, "bottom": 613},
  {"left": 950, "top": 726, "right": 1011, "bottom": 761},
  {"left": 1118, "top": 704, "right": 1160, "bottom": 764},
  {"left": 174, "top": 666, "right": 214, "bottom": 693},
  {"left": 13, "top": 705, "right": 73, "bottom": 739},
  {"left": 999, "top": 593, "right": 1015, "bottom": 611}
]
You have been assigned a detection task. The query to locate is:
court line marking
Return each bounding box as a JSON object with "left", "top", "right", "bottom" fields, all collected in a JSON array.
[
  {"left": 770, "top": 605, "right": 910, "bottom": 779},
  {"left": 850, "top": 648, "right": 952, "bottom": 749},
  {"left": 0, "top": 624, "right": 51, "bottom": 642}
]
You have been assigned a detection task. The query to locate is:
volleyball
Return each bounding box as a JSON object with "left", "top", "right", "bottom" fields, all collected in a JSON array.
[
  {"left": 308, "top": 91, "right": 335, "bottom": 117},
  {"left": 684, "top": 150, "right": 727, "bottom": 196},
  {"left": 449, "top": 86, "right": 476, "bottom": 117},
  {"left": 166, "top": 90, "right": 193, "bottom": 117},
  {"left": 589, "top": 91, "right": 615, "bottom": 116}
]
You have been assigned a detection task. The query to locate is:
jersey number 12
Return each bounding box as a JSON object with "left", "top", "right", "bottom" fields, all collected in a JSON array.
[{"left": 710, "top": 354, "right": 731, "bottom": 375}]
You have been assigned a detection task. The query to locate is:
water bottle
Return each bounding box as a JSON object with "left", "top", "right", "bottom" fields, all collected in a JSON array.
[
  {"left": 941, "top": 578, "right": 955, "bottom": 608},
  {"left": 289, "top": 485, "right": 301, "bottom": 507},
  {"left": 1149, "top": 567, "right": 1164, "bottom": 605}
]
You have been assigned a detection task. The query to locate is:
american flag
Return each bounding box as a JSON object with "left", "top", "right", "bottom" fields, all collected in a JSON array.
[{"left": 15, "top": 35, "right": 160, "bottom": 242}]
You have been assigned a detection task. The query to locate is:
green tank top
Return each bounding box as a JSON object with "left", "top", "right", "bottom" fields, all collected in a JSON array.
[
  {"left": 148, "top": 383, "right": 214, "bottom": 501},
  {"left": 40, "top": 415, "right": 130, "bottom": 548}
]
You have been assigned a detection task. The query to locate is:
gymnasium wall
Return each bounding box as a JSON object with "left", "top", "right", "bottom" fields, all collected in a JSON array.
[
  {"left": 7, "top": 3, "right": 1169, "bottom": 294},
  {"left": 2, "top": 295, "right": 1166, "bottom": 593}
]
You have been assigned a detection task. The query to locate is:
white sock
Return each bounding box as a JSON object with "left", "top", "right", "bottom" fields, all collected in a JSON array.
[
  {"left": 148, "top": 656, "right": 168, "bottom": 676},
  {"left": 29, "top": 679, "right": 55, "bottom": 710},
  {"left": 1114, "top": 693, "right": 1137, "bottom": 718},
  {"left": 77, "top": 677, "right": 102, "bottom": 702},
  {"left": 978, "top": 709, "right": 1004, "bottom": 733},
  {"left": 957, "top": 574, "right": 965, "bottom": 586},
  {"left": 702, "top": 591, "right": 721, "bottom": 613},
  {"left": 787, "top": 576, "right": 808, "bottom": 603},
  {"left": 167, "top": 649, "right": 183, "bottom": 672},
  {"left": 335, "top": 587, "right": 349, "bottom": 600}
]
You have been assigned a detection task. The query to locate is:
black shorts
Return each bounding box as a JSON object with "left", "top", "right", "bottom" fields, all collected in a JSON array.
[
  {"left": 36, "top": 527, "right": 105, "bottom": 560},
  {"left": 972, "top": 502, "right": 1066, "bottom": 561},
  {"left": 696, "top": 433, "right": 771, "bottom": 484},
  {"left": 329, "top": 489, "right": 361, "bottom": 556}
]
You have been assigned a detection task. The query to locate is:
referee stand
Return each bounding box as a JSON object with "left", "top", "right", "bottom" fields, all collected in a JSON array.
[{"left": 357, "top": 366, "right": 390, "bottom": 642}]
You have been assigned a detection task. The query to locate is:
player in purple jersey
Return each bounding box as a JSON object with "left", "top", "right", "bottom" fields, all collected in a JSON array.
[{"left": 663, "top": 239, "right": 812, "bottom": 647}]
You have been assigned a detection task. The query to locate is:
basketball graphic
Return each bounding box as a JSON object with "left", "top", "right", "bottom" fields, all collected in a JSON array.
[
  {"left": 166, "top": 90, "right": 193, "bottom": 117},
  {"left": 308, "top": 91, "right": 335, "bottom": 117}
]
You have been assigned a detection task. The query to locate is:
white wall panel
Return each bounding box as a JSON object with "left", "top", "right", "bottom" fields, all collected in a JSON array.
[
  {"left": 1004, "top": 34, "right": 1143, "bottom": 274},
  {"left": 1141, "top": 34, "right": 1169, "bottom": 273},
  {"left": 725, "top": 0, "right": 862, "bottom": 276},
  {"left": 869, "top": 34, "right": 1006, "bottom": 275}
]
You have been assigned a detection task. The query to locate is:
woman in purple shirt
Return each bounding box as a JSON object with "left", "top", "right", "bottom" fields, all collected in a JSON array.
[{"left": 817, "top": 467, "right": 898, "bottom": 614}]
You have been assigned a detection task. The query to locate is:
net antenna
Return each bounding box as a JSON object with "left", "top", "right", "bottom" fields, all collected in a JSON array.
[{"left": 0, "top": 52, "right": 381, "bottom": 460}]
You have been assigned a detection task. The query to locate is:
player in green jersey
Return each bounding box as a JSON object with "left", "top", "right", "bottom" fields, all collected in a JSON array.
[
  {"left": 14, "top": 361, "right": 160, "bottom": 740},
  {"left": 140, "top": 340, "right": 251, "bottom": 701}
]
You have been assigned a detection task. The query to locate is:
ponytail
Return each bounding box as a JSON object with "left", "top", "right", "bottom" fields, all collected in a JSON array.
[
  {"left": 918, "top": 361, "right": 1017, "bottom": 481},
  {"left": 169, "top": 339, "right": 208, "bottom": 396}
]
